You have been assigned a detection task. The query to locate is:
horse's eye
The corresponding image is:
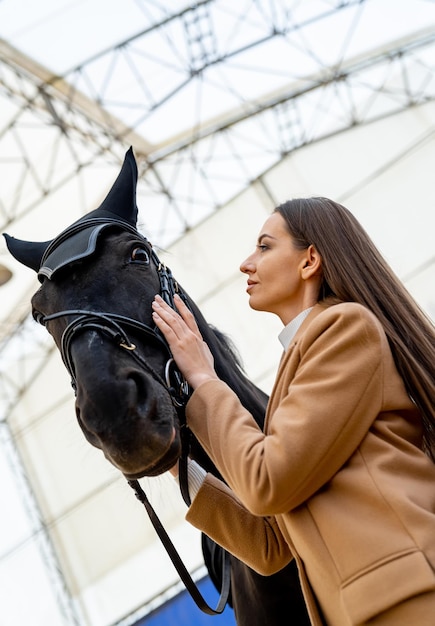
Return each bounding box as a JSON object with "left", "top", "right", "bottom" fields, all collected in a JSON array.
[{"left": 131, "top": 247, "right": 150, "bottom": 265}]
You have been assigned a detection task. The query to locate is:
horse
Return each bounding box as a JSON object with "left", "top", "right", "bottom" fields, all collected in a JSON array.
[{"left": 4, "top": 148, "right": 310, "bottom": 626}]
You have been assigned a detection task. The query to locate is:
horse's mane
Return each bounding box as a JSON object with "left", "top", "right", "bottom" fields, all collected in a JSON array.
[
  {"left": 182, "top": 293, "right": 268, "bottom": 475},
  {"left": 206, "top": 323, "right": 269, "bottom": 425}
]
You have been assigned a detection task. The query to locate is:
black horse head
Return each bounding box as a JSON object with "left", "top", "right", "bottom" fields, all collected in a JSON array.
[{"left": 4, "top": 148, "right": 184, "bottom": 478}]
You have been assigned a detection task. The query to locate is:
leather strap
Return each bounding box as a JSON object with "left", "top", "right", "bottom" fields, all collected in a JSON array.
[{"left": 128, "top": 479, "right": 231, "bottom": 615}]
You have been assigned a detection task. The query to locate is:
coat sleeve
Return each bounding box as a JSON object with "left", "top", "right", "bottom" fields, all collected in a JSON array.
[
  {"left": 185, "top": 473, "right": 293, "bottom": 575},
  {"left": 186, "top": 304, "right": 386, "bottom": 516}
]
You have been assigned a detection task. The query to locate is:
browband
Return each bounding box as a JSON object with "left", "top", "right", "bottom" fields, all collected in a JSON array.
[{"left": 38, "top": 218, "right": 142, "bottom": 281}]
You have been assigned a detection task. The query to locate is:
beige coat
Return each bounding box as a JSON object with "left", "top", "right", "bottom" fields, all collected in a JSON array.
[{"left": 185, "top": 301, "right": 435, "bottom": 625}]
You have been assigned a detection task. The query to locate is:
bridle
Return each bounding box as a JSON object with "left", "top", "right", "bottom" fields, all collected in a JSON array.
[
  {"left": 39, "top": 308, "right": 189, "bottom": 407},
  {"left": 35, "top": 219, "right": 189, "bottom": 406},
  {"left": 35, "top": 219, "right": 231, "bottom": 615}
]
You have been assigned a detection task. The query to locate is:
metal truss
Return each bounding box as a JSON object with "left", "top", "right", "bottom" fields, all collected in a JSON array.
[
  {"left": 1, "top": 1, "right": 434, "bottom": 247},
  {"left": 0, "top": 6, "right": 434, "bottom": 356},
  {"left": 0, "top": 418, "right": 84, "bottom": 625}
]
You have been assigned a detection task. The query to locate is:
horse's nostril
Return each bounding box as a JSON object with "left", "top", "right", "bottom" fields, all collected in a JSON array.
[{"left": 125, "top": 370, "right": 152, "bottom": 409}]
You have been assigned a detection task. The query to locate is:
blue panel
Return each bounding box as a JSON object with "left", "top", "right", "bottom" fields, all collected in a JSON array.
[{"left": 135, "top": 577, "right": 236, "bottom": 626}]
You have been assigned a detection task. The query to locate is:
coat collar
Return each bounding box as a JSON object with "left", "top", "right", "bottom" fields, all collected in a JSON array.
[{"left": 280, "top": 297, "right": 340, "bottom": 359}]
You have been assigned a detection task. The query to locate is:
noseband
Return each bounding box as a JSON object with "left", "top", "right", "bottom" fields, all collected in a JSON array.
[{"left": 39, "top": 308, "right": 190, "bottom": 408}]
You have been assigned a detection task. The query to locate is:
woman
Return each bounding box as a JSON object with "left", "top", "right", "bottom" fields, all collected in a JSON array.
[{"left": 152, "top": 197, "right": 435, "bottom": 625}]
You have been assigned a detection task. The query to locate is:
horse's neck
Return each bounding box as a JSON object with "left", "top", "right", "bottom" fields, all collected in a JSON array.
[
  {"left": 185, "top": 298, "right": 268, "bottom": 424},
  {"left": 186, "top": 320, "right": 268, "bottom": 478},
  {"left": 205, "top": 327, "right": 268, "bottom": 427},
  {"left": 187, "top": 359, "right": 267, "bottom": 477}
]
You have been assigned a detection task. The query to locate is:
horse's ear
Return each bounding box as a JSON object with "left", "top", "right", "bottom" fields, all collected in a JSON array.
[
  {"left": 84, "top": 146, "right": 138, "bottom": 227},
  {"left": 3, "top": 234, "right": 51, "bottom": 273}
]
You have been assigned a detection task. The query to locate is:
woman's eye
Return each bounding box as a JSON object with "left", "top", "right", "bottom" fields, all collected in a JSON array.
[
  {"left": 131, "top": 247, "right": 150, "bottom": 264},
  {"left": 257, "top": 244, "right": 268, "bottom": 252}
]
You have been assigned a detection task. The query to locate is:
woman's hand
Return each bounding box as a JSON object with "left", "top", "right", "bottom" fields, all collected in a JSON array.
[{"left": 152, "top": 293, "right": 218, "bottom": 389}]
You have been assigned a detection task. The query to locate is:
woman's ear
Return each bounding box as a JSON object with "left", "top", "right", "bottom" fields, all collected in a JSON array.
[{"left": 301, "top": 244, "right": 322, "bottom": 279}]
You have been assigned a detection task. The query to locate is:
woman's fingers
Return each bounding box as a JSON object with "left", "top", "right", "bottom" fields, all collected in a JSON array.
[
  {"left": 153, "top": 293, "right": 201, "bottom": 339},
  {"left": 152, "top": 295, "right": 185, "bottom": 338},
  {"left": 152, "top": 293, "right": 218, "bottom": 389}
]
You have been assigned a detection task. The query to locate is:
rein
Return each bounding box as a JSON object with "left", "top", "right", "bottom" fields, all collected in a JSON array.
[
  {"left": 128, "top": 479, "right": 231, "bottom": 615},
  {"left": 37, "top": 229, "right": 231, "bottom": 615}
]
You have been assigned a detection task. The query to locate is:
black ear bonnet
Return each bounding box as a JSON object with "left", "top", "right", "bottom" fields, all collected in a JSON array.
[{"left": 3, "top": 147, "right": 140, "bottom": 281}]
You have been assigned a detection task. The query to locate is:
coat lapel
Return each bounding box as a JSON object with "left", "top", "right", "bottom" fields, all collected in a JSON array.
[{"left": 264, "top": 301, "right": 336, "bottom": 434}]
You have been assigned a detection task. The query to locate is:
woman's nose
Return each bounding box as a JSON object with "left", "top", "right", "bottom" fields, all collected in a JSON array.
[{"left": 240, "top": 254, "right": 254, "bottom": 274}]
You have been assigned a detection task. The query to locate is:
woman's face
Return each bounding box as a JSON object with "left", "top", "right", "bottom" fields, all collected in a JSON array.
[{"left": 240, "top": 212, "right": 318, "bottom": 324}]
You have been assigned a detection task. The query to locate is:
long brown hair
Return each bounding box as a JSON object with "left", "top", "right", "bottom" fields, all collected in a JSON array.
[{"left": 275, "top": 197, "right": 435, "bottom": 460}]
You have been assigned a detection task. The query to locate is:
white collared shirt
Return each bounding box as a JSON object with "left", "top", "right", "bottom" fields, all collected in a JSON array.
[{"left": 278, "top": 307, "right": 313, "bottom": 351}]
